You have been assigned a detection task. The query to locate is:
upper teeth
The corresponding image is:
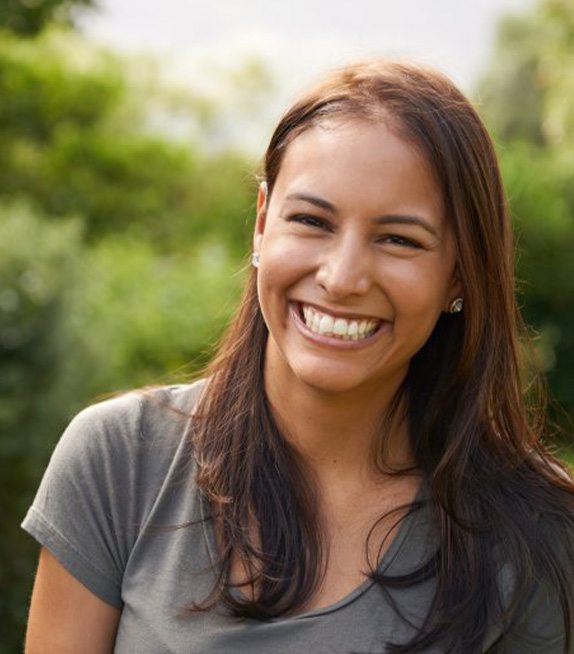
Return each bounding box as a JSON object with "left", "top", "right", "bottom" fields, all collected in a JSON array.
[{"left": 301, "top": 305, "right": 380, "bottom": 340}]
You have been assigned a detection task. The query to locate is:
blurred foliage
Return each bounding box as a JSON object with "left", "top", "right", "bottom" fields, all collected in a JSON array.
[
  {"left": 54, "top": 236, "right": 244, "bottom": 405},
  {"left": 478, "top": 0, "right": 574, "bottom": 426},
  {"left": 0, "top": 0, "right": 95, "bottom": 36},
  {"left": 0, "top": 31, "right": 257, "bottom": 252}
]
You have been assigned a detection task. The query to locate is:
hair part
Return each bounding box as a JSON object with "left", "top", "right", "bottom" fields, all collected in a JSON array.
[{"left": 191, "top": 59, "right": 574, "bottom": 652}]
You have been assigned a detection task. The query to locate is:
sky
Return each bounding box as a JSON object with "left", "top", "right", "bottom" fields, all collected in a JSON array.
[{"left": 79, "top": 0, "right": 538, "bottom": 151}]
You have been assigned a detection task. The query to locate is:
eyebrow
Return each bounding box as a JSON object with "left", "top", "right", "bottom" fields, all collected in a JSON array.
[
  {"left": 285, "top": 192, "right": 439, "bottom": 238},
  {"left": 287, "top": 192, "right": 336, "bottom": 212}
]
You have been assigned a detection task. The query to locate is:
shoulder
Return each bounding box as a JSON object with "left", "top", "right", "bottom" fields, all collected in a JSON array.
[
  {"left": 492, "top": 462, "right": 574, "bottom": 650},
  {"left": 492, "top": 573, "right": 574, "bottom": 652},
  {"left": 58, "top": 378, "right": 207, "bottom": 459},
  {"left": 71, "top": 377, "right": 207, "bottom": 429},
  {"left": 25, "top": 378, "right": 208, "bottom": 531},
  {"left": 21, "top": 379, "right": 208, "bottom": 608}
]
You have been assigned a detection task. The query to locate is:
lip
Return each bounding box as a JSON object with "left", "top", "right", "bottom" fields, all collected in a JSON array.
[{"left": 289, "top": 302, "right": 388, "bottom": 349}]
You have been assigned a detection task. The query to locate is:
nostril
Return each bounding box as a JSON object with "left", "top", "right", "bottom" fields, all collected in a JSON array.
[{"left": 316, "top": 265, "right": 371, "bottom": 298}]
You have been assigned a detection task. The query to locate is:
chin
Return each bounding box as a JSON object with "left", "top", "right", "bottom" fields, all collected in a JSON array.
[{"left": 289, "top": 359, "right": 378, "bottom": 397}]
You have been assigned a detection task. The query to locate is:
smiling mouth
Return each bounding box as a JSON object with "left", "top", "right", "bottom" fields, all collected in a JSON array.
[{"left": 298, "top": 303, "right": 382, "bottom": 341}]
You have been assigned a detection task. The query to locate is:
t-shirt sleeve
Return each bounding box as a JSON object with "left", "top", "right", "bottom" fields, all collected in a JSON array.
[{"left": 21, "top": 393, "right": 146, "bottom": 609}]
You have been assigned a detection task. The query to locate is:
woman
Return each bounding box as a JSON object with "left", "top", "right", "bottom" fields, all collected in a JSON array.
[{"left": 23, "top": 60, "right": 574, "bottom": 653}]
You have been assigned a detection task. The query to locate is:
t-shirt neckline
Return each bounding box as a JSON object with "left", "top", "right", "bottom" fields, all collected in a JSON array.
[{"left": 199, "top": 479, "right": 426, "bottom": 621}]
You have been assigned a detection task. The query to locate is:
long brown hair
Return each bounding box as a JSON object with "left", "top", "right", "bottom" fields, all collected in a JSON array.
[{"left": 191, "top": 60, "right": 574, "bottom": 652}]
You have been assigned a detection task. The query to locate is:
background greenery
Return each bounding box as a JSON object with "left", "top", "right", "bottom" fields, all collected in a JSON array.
[{"left": 1, "top": 0, "right": 573, "bottom": 649}]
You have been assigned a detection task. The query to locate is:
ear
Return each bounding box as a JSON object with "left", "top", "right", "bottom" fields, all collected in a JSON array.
[{"left": 253, "top": 181, "right": 268, "bottom": 253}]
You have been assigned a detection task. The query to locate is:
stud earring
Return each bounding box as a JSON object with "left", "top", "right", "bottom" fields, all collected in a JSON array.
[
  {"left": 448, "top": 297, "right": 464, "bottom": 314},
  {"left": 251, "top": 252, "right": 260, "bottom": 268}
]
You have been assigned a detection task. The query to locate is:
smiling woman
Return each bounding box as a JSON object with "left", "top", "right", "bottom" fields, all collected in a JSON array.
[{"left": 22, "top": 60, "right": 574, "bottom": 654}]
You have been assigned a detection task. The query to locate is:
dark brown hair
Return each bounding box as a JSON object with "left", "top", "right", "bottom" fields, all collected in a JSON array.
[{"left": 191, "top": 60, "right": 574, "bottom": 652}]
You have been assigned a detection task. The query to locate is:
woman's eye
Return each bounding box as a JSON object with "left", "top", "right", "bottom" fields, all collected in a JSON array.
[
  {"left": 380, "top": 234, "right": 423, "bottom": 249},
  {"left": 290, "top": 214, "right": 330, "bottom": 230}
]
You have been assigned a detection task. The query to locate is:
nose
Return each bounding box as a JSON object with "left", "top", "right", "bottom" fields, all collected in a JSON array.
[{"left": 315, "top": 235, "right": 372, "bottom": 299}]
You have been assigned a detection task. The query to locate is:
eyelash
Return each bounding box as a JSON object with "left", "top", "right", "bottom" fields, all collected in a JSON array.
[
  {"left": 288, "top": 214, "right": 423, "bottom": 249},
  {"left": 290, "top": 214, "right": 329, "bottom": 229},
  {"left": 379, "top": 234, "right": 423, "bottom": 249}
]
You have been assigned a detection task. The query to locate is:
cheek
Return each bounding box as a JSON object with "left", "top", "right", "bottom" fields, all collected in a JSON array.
[
  {"left": 256, "top": 250, "right": 300, "bottom": 317},
  {"left": 259, "top": 234, "right": 317, "bottom": 287},
  {"left": 382, "top": 259, "right": 452, "bottom": 316}
]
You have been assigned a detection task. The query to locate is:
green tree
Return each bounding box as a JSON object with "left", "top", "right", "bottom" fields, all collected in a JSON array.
[
  {"left": 0, "top": 31, "right": 256, "bottom": 255},
  {"left": 0, "top": 0, "right": 96, "bottom": 37},
  {"left": 478, "top": 0, "right": 574, "bottom": 425}
]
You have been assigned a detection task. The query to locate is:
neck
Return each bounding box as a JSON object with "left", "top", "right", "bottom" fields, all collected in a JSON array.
[{"left": 264, "top": 366, "right": 413, "bottom": 484}]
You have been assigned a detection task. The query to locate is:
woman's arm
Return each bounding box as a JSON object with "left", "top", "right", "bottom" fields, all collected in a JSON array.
[{"left": 25, "top": 548, "right": 121, "bottom": 654}]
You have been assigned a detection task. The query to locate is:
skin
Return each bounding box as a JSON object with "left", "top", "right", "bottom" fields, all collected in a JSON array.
[{"left": 25, "top": 548, "right": 120, "bottom": 653}]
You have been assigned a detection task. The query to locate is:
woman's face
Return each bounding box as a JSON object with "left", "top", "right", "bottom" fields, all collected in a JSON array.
[{"left": 254, "top": 119, "right": 461, "bottom": 398}]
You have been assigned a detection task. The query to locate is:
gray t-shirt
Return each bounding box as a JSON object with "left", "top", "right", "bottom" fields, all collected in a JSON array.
[{"left": 22, "top": 382, "right": 570, "bottom": 653}]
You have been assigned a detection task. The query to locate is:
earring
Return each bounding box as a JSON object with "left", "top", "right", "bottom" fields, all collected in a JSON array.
[
  {"left": 448, "top": 297, "right": 464, "bottom": 314},
  {"left": 251, "top": 252, "right": 260, "bottom": 268}
]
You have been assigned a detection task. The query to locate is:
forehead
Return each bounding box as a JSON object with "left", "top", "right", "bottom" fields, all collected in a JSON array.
[{"left": 271, "top": 119, "right": 444, "bottom": 220}]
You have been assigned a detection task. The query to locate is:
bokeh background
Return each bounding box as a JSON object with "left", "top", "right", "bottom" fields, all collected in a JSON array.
[{"left": 1, "top": 0, "right": 573, "bottom": 649}]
